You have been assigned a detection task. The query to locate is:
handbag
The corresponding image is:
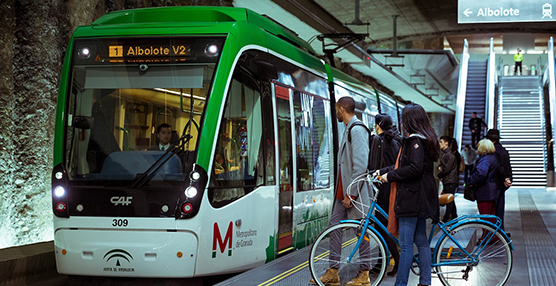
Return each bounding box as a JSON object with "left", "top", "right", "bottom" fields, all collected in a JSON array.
[
  {"left": 464, "top": 184, "right": 477, "bottom": 201},
  {"left": 459, "top": 157, "right": 465, "bottom": 172}
]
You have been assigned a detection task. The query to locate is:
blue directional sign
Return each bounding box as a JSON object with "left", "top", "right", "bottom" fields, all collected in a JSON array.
[{"left": 459, "top": 0, "right": 556, "bottom": 23}]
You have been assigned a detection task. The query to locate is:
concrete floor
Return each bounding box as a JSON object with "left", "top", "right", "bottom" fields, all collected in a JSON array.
[
  {"left": 7, "top": 187, "right": 556, "bottom": 286},
  {"left": 348, "top": 187, "right": 556, "bottom": 286},
  {"left": 218, "top": 187, "right": 556, "bottom": 286}
]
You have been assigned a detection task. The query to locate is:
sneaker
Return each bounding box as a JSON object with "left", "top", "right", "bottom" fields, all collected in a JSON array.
[
  {"left": 387, "top": 265, "right": 398, "bottom": 276},
  {"left": 309, "top": 268, "right": 339, "bottom": 285},
  {"left": 346, "top": 270, "right": 370, "bottom": 286}
]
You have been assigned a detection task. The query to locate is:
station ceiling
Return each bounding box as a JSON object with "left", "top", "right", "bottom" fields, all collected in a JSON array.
[
  {"left": 313, "top": 0, "right": 556, "bottom": 49},
  {"left": 233, "top": 0, "right": 556, "bottom": 113}
]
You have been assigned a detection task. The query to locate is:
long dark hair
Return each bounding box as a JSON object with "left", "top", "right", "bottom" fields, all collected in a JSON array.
[
  {"left": 375, "top": 113, "right": 396, "bottom": 142},
  {"left": 401, "top": 104, "right": 440, "bottom": 161}
]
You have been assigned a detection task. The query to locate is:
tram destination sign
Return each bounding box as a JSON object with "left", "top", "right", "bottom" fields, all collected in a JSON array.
[{"left": 458, "top": 0, "right": 556, "bottom": 23}]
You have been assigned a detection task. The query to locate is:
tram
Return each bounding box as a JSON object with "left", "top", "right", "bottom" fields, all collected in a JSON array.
[{"left": 52, "top": 6, "right": 401, "bottom": 277}]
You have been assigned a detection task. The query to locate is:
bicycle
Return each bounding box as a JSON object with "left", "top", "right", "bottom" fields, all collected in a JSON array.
[{"left": 308, "top": 174, "right": 513, "bottom": 286}]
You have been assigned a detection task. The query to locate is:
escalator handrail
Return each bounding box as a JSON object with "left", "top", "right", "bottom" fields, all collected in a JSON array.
[
  {"left": 485, "top": 37, "right": 496, "bottom": 130},
  {"left": 454, "top": 39, "right": 470, "bottom": 151},
  {"left": 546, "top": 37, "right": 556, "bottom": 173}
]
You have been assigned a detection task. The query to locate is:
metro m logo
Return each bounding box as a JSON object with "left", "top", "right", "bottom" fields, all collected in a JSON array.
[{"left": 212, "top": 222, "right": 233, "bottom": 258}]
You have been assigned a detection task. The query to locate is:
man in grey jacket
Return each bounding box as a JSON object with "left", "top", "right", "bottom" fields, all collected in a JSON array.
[
  {"left": 437, "top": 136, "right": 458, "bottom": 223},
  {"left": 310, "top": 96, "right": 371, "bottom": 286}
]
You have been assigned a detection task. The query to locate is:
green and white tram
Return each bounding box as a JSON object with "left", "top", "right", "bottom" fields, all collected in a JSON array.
[{"left": 52, "top": 6, "right": 401, "bottom": 278}]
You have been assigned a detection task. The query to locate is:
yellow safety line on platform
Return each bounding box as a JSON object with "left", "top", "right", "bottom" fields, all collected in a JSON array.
[
  {"left": 277, "top": 246, "right": 295, "bottom": 255},
  {"left": 257, "top": 237, "right": 358, "bottom": 286}
]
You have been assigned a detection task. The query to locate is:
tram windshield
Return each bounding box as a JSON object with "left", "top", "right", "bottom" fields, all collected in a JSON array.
[{"left": 64, "top": 37, "right": 223, "bottom": 183}]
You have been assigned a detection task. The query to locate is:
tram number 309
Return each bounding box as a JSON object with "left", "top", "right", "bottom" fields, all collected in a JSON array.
[{"left": 112, "top": 219, "right": 129, "bottom": 227}]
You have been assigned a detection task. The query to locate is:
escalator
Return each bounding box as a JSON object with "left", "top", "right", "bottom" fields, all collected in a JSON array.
[
  {"left": 461, "top": 60, "right": 488, "bottom": 148},
  {"left": 458, "top": 60, "right": 488, "bottom": 191}
]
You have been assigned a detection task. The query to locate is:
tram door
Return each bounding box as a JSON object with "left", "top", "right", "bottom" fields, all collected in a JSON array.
[{"left": 275, "top": 85, "right": 294, "bottom": 253}]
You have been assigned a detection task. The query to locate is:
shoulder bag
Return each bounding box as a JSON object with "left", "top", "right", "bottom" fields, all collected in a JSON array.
[{"left": 464, "top": 184, "right": 477, "bottom": 201}]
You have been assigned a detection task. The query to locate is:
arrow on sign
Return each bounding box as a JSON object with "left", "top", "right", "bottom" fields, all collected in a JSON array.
[{"left": 464, "top": 8, "right": 473, "bottom": 17}]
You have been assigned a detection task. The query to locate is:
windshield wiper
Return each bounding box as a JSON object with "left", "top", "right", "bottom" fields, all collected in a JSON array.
[{"left": 130, "top": 134, "right": 192, "bottom": 189}]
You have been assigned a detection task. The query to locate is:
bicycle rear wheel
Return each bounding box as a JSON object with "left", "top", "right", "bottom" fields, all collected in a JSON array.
[
  {"left": 434, "top": 222, "right": 512, "bottom": 286},
  {"left": 308, "top": 222, "right": 387, "bottom": 286}
]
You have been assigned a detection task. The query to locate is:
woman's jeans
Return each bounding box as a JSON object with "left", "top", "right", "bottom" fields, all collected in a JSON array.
[{"left": 394, "top": 217, "right": 431, "bottom": 286}]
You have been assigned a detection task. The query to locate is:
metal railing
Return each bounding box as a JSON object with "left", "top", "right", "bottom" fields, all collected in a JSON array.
[
  {"left": 454, "top": 39, "right": 469, "bottom": 151},
  {"left": 543, "top": 37, "right": 556, "bottom": 184},
  {"left": 539, "top": 75, "right": 548, "bottom": 174},
  {"left": 485, "top": 37, "right": 497, "bottom": 129}
]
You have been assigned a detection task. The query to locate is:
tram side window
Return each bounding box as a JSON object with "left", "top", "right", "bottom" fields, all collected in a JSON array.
[
  {"left": 293, "top": 92, "right": 331, "bottom": 191},
  {"left": 293, "top": 92, "right": 311, "bottom": 191},
  {"left": 312, "top": 97, "right": 331, "bottom": 188},
  {"left": 380, "top": 95, "right": 401, "bottom": 131},
  {"left": 209, "top": 68, "right": 273, "bottom": 207}
]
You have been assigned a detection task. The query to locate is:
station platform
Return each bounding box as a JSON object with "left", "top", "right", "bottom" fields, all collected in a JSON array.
[
  {"left": 217, "top": 187, "right": 556, "bottom": 286},
  {"left": 2, "top": 187, "right": 556, "bottom": 285}
]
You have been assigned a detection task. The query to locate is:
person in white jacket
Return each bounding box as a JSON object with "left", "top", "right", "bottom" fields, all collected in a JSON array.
[{"left": 461, "top": 144, "right": 477, "bottom": 184}]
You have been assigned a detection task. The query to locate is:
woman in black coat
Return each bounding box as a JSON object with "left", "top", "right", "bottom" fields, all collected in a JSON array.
[
  {"left": 377, "top": 104, "right": 440, "bottom": 286},
  {"left": 371, "top": 113, "right": 401, "bottom": 276}
]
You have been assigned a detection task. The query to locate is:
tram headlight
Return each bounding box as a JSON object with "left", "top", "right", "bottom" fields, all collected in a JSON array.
[
  {"left": 204, "top": 44, "right": 219, "bottom": 57},
  {"left": 177, "top": 163, "right": 207, "bottom": 219},
  {"left": 185, "top": 186, "right": 198, "bottom": 198},
  {"left": 190, "top": 171, "right": 201, "bottom": 182},
  {"left": 78, "top": 47, "right": 91, "bottom": 59},
  {"left": 54, "top": 186, "right": 66, "bottom": 198},
  {"left": 52, "top": 163, "right": 70, "bottom": 218}
]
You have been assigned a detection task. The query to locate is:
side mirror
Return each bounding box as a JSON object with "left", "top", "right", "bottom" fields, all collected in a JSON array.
[{"left": 73, "top": 116, "right": 95, "bottom": 129}]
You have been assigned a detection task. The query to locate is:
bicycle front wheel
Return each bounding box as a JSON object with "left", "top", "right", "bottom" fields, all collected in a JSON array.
[
  {"left": 434, "top": 222, "right": 512, "bottom": 286},
  {"left": 308, "top": 222, "right": 387, "bottom": 286}
]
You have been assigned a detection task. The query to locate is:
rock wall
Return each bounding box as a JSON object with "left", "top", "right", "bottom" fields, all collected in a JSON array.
[
  {"left": 0, "top": 0, "right": 231, "bottom": 249},
  {"left": 0, "top": 0, "right": 17, "bottom": 248}
]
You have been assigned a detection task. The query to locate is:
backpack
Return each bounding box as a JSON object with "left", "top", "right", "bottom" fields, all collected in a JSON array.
[{"left": 347, "top": 122, "right": 383, "bottom": 171}]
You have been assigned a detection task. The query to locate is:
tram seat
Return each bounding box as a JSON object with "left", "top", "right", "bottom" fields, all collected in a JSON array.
[{"left": 100, "top": 151, "right": 184, "bottom": 180}]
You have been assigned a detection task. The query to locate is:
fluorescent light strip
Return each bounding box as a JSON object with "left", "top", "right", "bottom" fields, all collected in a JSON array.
[{"left": 153, "top": 88, "right": 206, "bottom": 101}]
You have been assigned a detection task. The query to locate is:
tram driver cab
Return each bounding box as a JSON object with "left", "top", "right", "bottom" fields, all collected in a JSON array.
[{"left": 64, "top": 38, "right": 220, "bottom": 184}]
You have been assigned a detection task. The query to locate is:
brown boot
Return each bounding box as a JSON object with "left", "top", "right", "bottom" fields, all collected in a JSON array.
[
  {"left": 309, "top": 268, "right": 339, "bottom": 285},
  {"left": 346, "top": 270, "right": 370, "bottom": 286}
]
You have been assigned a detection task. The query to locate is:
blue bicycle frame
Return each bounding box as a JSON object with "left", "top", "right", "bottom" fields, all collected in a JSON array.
[
  {"left": 339, "top": 197, "right": 513, "bottom": 267},
  {"left": 428, "top": 214, "right": 514, "bottom": 268},
  {"left": 340, "top": 200, "right": 396, "bottom": 264}
]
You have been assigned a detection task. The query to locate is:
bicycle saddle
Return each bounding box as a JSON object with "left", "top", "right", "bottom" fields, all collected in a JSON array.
[{"left": 439, "top": 193, "right": 454, "bottom": 205}]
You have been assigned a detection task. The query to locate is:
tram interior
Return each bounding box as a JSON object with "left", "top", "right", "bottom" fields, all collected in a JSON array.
[{"left": 66, "top": 64, "right": 212, "bottom": 181}]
